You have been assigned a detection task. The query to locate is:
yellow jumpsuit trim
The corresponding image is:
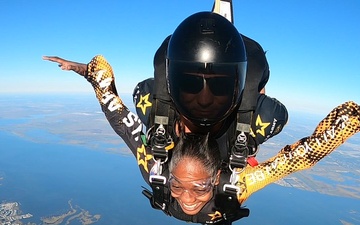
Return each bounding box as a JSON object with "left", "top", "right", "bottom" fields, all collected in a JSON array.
[{"left": 237, "top": 101, "right": 360, "bottom": 203}]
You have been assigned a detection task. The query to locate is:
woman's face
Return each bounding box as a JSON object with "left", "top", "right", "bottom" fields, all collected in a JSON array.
[{"left": 170, "top": 157, "right": 218, "bottom": 215}]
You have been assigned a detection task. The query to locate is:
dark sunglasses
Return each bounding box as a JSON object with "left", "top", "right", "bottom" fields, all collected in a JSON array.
[{"left": 177, "top": 74, "right": 235, "bottom": 96}]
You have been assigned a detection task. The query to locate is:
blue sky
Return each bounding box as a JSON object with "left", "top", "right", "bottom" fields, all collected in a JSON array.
[{"left": 1, "top": 0, "right": 359, "bottom": 114}]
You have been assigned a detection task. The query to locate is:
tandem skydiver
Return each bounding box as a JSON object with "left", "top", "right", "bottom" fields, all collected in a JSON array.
[
  {"left": 43, "top": 11, "right": 360, "bottom": 225},
  {"left": 43, "top": 11, "right": 288, "bottom": 224}
]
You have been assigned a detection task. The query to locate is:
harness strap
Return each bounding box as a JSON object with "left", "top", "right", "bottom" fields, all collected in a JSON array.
[
  {"left": 150, "top": 99, "right": 175, "bottom": 160},
  {"left": 145, "top": 35, "right": 176, "bottom": 215},
  {"left": 229, "top": 111, "right": 252, "bottom": 169},
  {"left": 150, "top": 176, "right": 170, "bottom": 211},
  {"left": 142, "top": 185, "right": 171, "bottom": 216},
  {"left": 143, "top": 158, "right": 172, "bottom": 215},
  {"left": 230, "top": 33, "right": 270, "bottom": 167},
  {"left": 145, "top": 98, "right": 175, "bottom": 215},
  {"left": 215, "top": 166, "right": 250, "bottom": 224},
  {"left": 149, "top": 35, "right": 175, "bottom": 162}
]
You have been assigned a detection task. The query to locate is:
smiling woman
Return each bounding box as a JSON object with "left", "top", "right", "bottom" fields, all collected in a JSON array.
[{"left": 168, "top": 134, "right": 221, "bottom": 216}]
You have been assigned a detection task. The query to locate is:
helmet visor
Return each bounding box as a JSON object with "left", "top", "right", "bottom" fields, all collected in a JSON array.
[
  {"left": 168, "top": 61, "right": 246, "bottom": 126},
  {"left": 168, "top": 61, "right": 243, "bottom": 95},
  {"left": 176, "top": 73, "right": 235, "bottom": 96}
]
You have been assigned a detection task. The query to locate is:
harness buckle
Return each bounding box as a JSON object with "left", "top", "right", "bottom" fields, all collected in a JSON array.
[
  {"left": 229, "top": 145, "right": 248, "bottom": 169},
  {"left": 223, "top": 184, "right": 241, "bottom": 196},
  {"left": 223, "top": 168, "right": 241, "bottom": 196},
  {"left": 229, "top": 132, "right": 248, "bottom": 170},
  {"left": 150, "top": 124, "right": 171, "bottom": 163},
  {"left": 149, "top": 175, "right": 167, "bottom": 185}
]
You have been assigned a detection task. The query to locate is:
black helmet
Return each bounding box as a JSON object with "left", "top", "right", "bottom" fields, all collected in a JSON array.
[{"left": 167, "top": 12, "right": 247, "bottom": 127}]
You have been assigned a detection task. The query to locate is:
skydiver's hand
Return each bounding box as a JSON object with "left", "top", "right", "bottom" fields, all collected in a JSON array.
[{"left": 42, "top": 56, "right": 87, "bottom": 77}]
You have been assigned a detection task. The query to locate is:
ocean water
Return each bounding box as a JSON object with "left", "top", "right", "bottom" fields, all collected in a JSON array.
[
  {"left": 244, "top": 184, "right": 360, "bottom": 225},
  {"left": 0, "top": 131, "right": 183, "bottom": 225}
]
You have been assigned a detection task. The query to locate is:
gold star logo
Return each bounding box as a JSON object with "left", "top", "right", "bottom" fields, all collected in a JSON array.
[
  {"left": 255, "top": 115, "right": 270, "bottom": 137},
  {"left": 136, "top": 93, "right": 152, "bottom": 115},
  {"left": 208, "top": 211, "right": 222, "bottom": 220},
  {"left": 137, "top": 145, "right": 153, "bottom": 173}
]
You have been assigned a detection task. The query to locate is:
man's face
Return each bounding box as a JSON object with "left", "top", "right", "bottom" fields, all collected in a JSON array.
[{"left": 178, "top": 73, "right": 233, "bottom": 122}]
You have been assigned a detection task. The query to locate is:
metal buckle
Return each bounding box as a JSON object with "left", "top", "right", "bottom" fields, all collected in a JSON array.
[
  {"left": 149, "top": 175, "right": 167, "bottom": 184},
  {"left": 223, "top": 184, "right": 241, "bottom": 196}
]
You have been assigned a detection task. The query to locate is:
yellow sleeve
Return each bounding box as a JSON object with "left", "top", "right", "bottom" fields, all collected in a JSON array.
[
  {"left": 85, "top": 55, "right": 124, "bottom": 112},
  {"left": 237, "top": 101, "right": 360, "bottom": 203}
]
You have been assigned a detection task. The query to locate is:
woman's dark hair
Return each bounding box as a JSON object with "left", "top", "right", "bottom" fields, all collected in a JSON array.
[{"left": 169, "top": 133, "right": 222, "bottom": 178}]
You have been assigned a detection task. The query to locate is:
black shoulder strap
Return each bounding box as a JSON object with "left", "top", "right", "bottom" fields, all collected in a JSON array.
[
  {"left": 229, "top": 34, "right": 270, "bottom": 170},
  {"left": 153, "top": 35, "right": 172, "bottom": 101},
  {"left": 142, "top": 35, "right": 177, "bottom": 215},
  {"left": 150, "top": 35, "right": 176, "bottom": 140},
  {"left": 241, "top": 34, "right": 269, "bottom": 104},
  {"left": 148, "top": 35, "right": 176, "bottom": 160}
]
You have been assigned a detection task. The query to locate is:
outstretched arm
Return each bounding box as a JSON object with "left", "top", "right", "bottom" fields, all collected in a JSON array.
[
  {"left": 43, "top": 56, "right": 87, "bottom": 76},
  {"left": 238, "top": 101, "right": 360, "bottom": 203},
  {"left": 43, "top": 55, "right": 145, "bottom": 164}
]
